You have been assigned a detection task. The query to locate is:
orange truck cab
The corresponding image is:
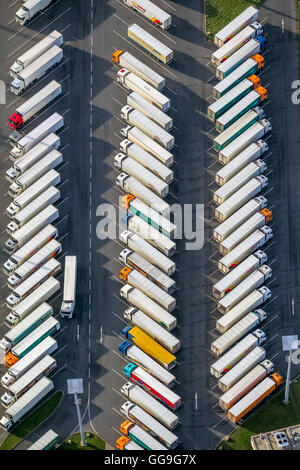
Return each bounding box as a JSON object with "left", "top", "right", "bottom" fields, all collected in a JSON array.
[
  {"left": 247, "top": 74, "right": 261, "bottom": 89},
  {"left": 255, "top": 85, "right": 268, "bottom": 102},
  {"left": 251, "top": 54, "right": 265, "bottom": 70},
  {"left": 120, "top": 419, "right": 134, "bottom": 435},
  {"left": 116, "top": 436, "right": 131, "bottom": 450},
  {"left": 271, "top": 372, "right": 283, "bottom": 386},
  {"left": 122, "top": 194, "right": 135, "bottom": 210},
  {"left": 120, "top": 267, "right": 131, "bottom": 282},
  {"left": 112, "top": 50, "right": 123, "bottom": 64},
  {"left": 260, "top": 208, "right": 273, "bottom": 223},
  {"left": 4, "top": 352, "right": 18, "bottom": 368}
]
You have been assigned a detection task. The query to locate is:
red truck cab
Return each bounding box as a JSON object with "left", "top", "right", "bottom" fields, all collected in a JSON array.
[{"left": 9, "top": 113, "right": 23, "bottom": 130}]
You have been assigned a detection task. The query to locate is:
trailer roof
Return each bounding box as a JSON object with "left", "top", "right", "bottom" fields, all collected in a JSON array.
[
  {"left": 215, "top": 7, "right": 258, "bottom": 43},
  {"left": 214, "top": 58, "right": 257, "bottom": 95},
  {"left": 128, "top": 23, "right": 172, "bottom": 57},
  {"left": 228, "top": 376, "right": 274, "bottom": 418}
]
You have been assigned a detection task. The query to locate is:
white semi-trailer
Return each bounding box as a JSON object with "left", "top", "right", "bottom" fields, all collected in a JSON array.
[
  {"left": 60, "top": 256, "right": 77, "bottom": 319},
  {"left": 210, "top": 329, "right": 266, "bottom": 378},
  {"left": 0, "top": 377, "right": 54, "bottom": 431},
  {"left": 215, "top": 176, "right": 268, "bottom": 222},
  {"left": 10, "top": 30, "right": 63, "bottom": 77},
  {"left": 121, "top": 106, "right": 174, "bottom": 150},
  {"left": 119, "top": 249, "right": 175, "bottom": 294},
  {"left": 124, "top": 306, "right": 180, "bottom": 353},
  {"left": 121, "top": 0, "right": 171, "bottom": 29},
  {"left": 11, "top": 46, "right": 63, "bottom": 95},
  {"left": 15, "top": 0, "right": 54, "bottom": 26},
  {"left": 120, "top": 231, "right": 175, "bottom": 276},
  {"left": 3, "top": 225, "right": 58, "bottom": 275},
  {"left": 117, "top": 69, "right": 170, "bottom": 111},
  {"left": 7, "top": 187, "right": 60, "bottom": 233},
  {"left": 120, "top": 285, "right": 176, "bottom": 332},
  {"left": 10, "top": 113, "right": 63, "bottom": 161},
  {"left": 214, "top": 7, "right": 258, "bottom": 47},
  {"left": 127, "top": 92, "right": 173, "bottom": 130},
  {"left": 112, "top": 50, "right": 165, "bottom": 90},
  {"left": 121, "top": 126, "right": 173, "bottom": 166},
  {"left": 4, "top": 205, "right": 59, "bottom": 254},
  {"left": 218, "top": 226, "right": 273, "bottom": 273},
  {"left": 121, "top": 383, "right": 178, "bottom": 429},
  {"left": 213, "top": 196, "right": 267, "bottom": 242},
  {"left": 212, "top": 250, "right": 267, "bottom": 299},
  {"left": 218, "top": 265, "right": 272, "bottom": 314},
  {"left": 120, "top": 139, "right": 173, "bottom": 183},
  {"left": 6, "top": 133, "right": 60, "bottom": 183},
  {"left": 211, "top": 311, "right": 267, "bottom": 356},
  {"left": 114, "top": 153, "right": 169, "bottom": 198},
  {"left": 219, "top": 209, "right": 272, "bottom": 255},
  {"left": 216, "top": 293, "right": 270, "bottom": 334}
]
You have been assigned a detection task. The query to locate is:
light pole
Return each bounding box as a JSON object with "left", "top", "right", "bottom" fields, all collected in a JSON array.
[
  {"left": 74, "top": 392, "right": 87, "bottom": 446},
  {"left": 67, "top": 378, "right": 86, "bottom": 447},
  {"left": 284, "top": 348, "right": 293, "bottom": 405}
]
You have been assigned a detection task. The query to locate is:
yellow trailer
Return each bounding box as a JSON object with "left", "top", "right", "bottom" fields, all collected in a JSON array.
[{"left": 128, "top": 24, "right": 173, "bottom": 64}]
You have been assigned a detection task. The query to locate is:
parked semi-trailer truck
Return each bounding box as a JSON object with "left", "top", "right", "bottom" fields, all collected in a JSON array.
[
  {"left": 3, "top": 225, "right": 58, "bottom": 275},
  {"left": 216, "top": 294, "right": 270, "bottom": 334},
  {"left": 213, "top": 55, "right": 265, "bottom": 99},
  {"left": 215, "top": 140, "right": 268, "bottom": 185},
  {"left": 0, "top": 303, "right": 53, "bottom": 355},
  {"left": 118, "top": 421, "right": 164, "bottom": 450},
  {"left": 0, "top": 377, "right": 54, "bottom": 431},
  {"left": 216, "top": 37, "right": 266, "bottom": 80},
  {"left": 123, "top": 214, "right": 176, "bottom": 257},
  {"left": 1, "top": 355, "right": 56, "bottom": 407},
  {"left": 208, "top": 76, "right": 260, "bottom": 121},
  {"left": 8, "top": 240, "right": 61, "bottom": 289},
  {"left": 213, "top": 196, "right": 267, "bottom": 242},
  {"left": 5, "top": 277, "right": 60, "bottom": 328},
  {"left": 211, "top": 313, "right": 266, "bottom": 356},
  {"left": 121, "top": 106, "right": 174, "bottom": 150},
  {"left": 122, "top": 326, "right": 176, "bottom": 370},
  {"left": 215, "top": 176, "right": 268, "bottom": 222},
  {"left": 128, "top": 24, "right": 174, "bottom": 65},
  {"left": 4, "top": 206, "right": 59, "bottom": 254},
  {"left": 8, "top": 150, "right": 62, "bottom": 198},
  {"left": 119, "top": 341, "right": 175, "bottom": 387},
  {"left": 218, "top": 265, "right": 272, "bottom": 314},
  {"left": 6, "top": 259, "right": 61, "bottom": 309},
  {"left": 9, "top": 81, "right": 62, "bottom": 130},
  {"left": 7, "top": 187, "right": 60, "bottom": 234},
  {"left": 60, "top": 256, "right": 77, "bottom": 319},
  {"left": 7, "top": 170, "right": 60, "bottom": 218},
  {"left": 117, "top": 69, "right": 170, "bottom": 111},
  {"left": 120, "top": 139, "right": 173, "bottom": 183},
  {"left": 119, "top": 249, "right": 175, "bottom": 294},
  {"left": 9, "top": 113, "right": 64, "bottom": 161},
  {"left": 27, "top": 429, "right": 59, "bottom": 451},
  {"left": 121, "top": 126, "right": 173, "bottom": 166},
  {"left": 117, "top": 173, "right": 169, "bottom": 216},
  {"left": 214, "top": 6, "right": 258, "bottom": 47},
  {"left": 210, "top": 329, "right": 266, "bottom": 378},
  {"left": 112, "top": 50, "right": 165, "bottom": 90},
  {"left": 127, "top": 92, "right": 173, "bottom": 130},
  {"left": 115, "top": 153, "right": 169, "bottom": 198},
  {"left": 123, "top": 363, "right": 180, "bottom": 409},
  {"left": 120, "top": 401, "right": 178, "bottom": 449},
  {"left": 121, "top": 382, "right": 178, "bottom": 429},
  {"left": 4, "top": 317, "right": 60, "bottom": 368},
  {"left": 218, "top": 346, "right": 266, "bottom": 392},
  {"left": 214, "top": 91, "right": 268, "bottom": 134},
  {"left": 122, "top": 0, "right": 171, "bottom": 29},
  {"left": 214, "top": 160, "right": 266, "bottom": 205},
  {"left": 227, "top": 373, "right": 283, "bottom": 423},
  {"left": 120, "top": 267, "right": 176, "bottom": 312},
  {"left": 124, "top": 306, "right": 180, "bottom": 353},
  {"left": 212, "top": 23, "right": 263, "bottom": 65},
  {"left": 218, "top": 120, "right": 272, "bottom": 164},
  {"left": 219, "top": 359, "right": 274, "bottom": 410},
  {"left": 6, "top": 133, "right": 60, "bottom": 183},
  {"left": 120, "top": 230, "right": 175, "bottom": 275},
  {"left": 1, "top": 337, "right": 57, "bottom": 388},
  {"left": 218, "top": 226, "right": 273, "bottom": 273},
  {"left": 15, "top": 0, "right": 54, "bottom": 25},
  {"left": 10, "top": 30, "right": 62, "bottom": 77},
  {"left": 120, "top": 285, "right": 176, "bottom": 331},
  {"left": 11, "top": 46, "right": 63, "bottom": 95},
  {"left": 219, "top": 210, "right": 272, "bottom": 255},
  {"left": 212, "top": 250, "right": 267, "bottom": 299}
]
